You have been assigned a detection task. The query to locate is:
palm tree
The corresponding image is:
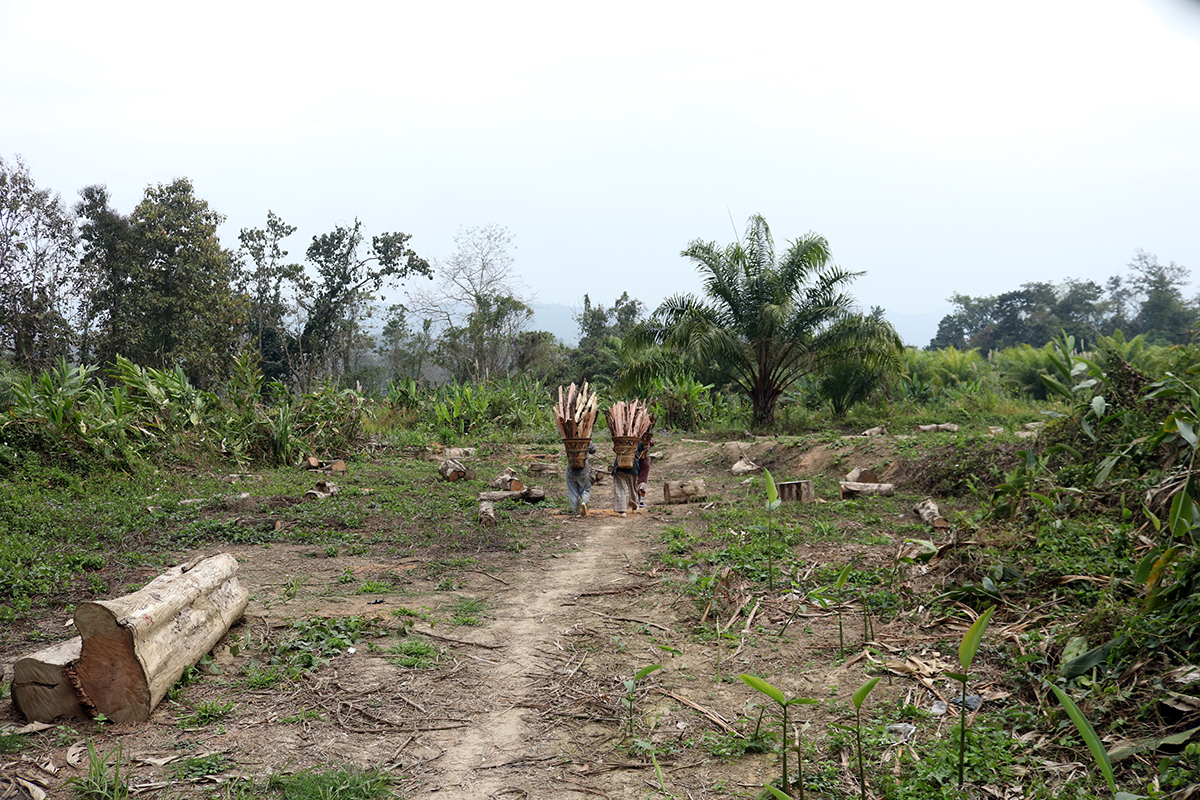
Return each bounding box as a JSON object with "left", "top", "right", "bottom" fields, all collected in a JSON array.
[{"left": 619, "top": 215, "right": 901, "bottom": 427}]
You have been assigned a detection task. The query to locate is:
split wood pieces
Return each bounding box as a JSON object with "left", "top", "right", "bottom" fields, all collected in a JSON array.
[
  {"left": 12, "top": 553, "right": 248, "bottom": 724},
  {"left": 554, "top": 382, "right": 599, "bottom": 440}
]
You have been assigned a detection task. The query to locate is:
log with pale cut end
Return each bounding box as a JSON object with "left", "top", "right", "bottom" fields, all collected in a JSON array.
[
  {"left": 477, "top": 500, "right": 497, "bottom": 527},
  {"left": 301, "top": 456, "right": 321, "bottom": 470},
  {"left": 778, "top": 480, "right": 815, "bottom": 503},
  {"left": 490, "top": 468, "right": 524, "bottom": 492},
  {"left": 663, "top": 479, "right": 706, "bottom": 504},
  {"left": 438, "top": 459, "right": 469, "bottom": 482},
  {"left": 477, "top": 487, "right": 546, "bottom": 503},
  {"left": 527, "top": 462, "right": 559, "bottom": 478},
  {"left": 839, "top": 481, "right": 895, "bottom": 499},
  {"left": 913, "top": 497, "right": 951, "bottom": 530},
  {"left": 844, "top": 467, "right": 879, "bottom": 484},
  {"left": 861, "top": 426, "right": 887, "bottom": 437},
  {"left": 730, "top": 458, "right": 760, "bottom": 476},
  {"left": 12, "top": 638, "right": 86, "bottom": 722},
  {"left": 72, "top": 553, "right": 248, "bottom": 724}
]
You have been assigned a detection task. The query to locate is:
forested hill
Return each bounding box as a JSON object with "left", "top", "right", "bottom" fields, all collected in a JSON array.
[{"left": 929, "top": 249, "right": 1196, "bottom": 351}]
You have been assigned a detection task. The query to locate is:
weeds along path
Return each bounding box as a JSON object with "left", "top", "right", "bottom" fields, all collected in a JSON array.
[{"left": 416, "top": 516, "right": 647, "bottom": 797}]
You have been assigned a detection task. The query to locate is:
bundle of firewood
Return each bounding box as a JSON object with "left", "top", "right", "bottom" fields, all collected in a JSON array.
[
  {"left": 554, "top": 382, "right": 598, "bottom": 440},
  {"left": 605, "top": 398, "right": 652, "bottom": 438}
]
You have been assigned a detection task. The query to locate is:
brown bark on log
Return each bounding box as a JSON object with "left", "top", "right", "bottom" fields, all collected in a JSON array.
[
  {"left": 778, "top": 480, "right": 815, "bottom": 503},
  {"left": 438, "top": 459, "right": 469, "bottom": 482},
  {"left": 73, "top": 554, "right": 248, "bottom": 724},
  {"left": 477, "top": 501, "right": 497, "bottom": 527},
  {"left": 913, "top": 497, "right": 951, "bottom": 531},
  {"left": 490, "top": 469, "right": 524, "bottom": 492},
  {"left": 12, "top": 638, "right": 86, "bottom": 722},
  {"left": 663, "top": 479, "right": 706, "bottom": 504},
  {"left": 844, "top": 467, "right": 879, "bottom": 483},
  {"left": 301, "top": 456, "right": 321, "bottom": 470},
  {"left": 839, "top": 481, "right": 895, "bottom": 499},
  {"left": 477, "top": 487, "right": 546, "bottom": 503}
]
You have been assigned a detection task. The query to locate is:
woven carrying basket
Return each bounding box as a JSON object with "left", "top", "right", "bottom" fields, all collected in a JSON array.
[
  {"left": 612, "top": 436, "right": 640, "bottom": 469},
  {"left": 563, "top": 438, "right": 591, "bottom": 469}
]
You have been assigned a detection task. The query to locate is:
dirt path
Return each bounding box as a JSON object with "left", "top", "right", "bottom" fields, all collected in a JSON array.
[{"left": 417, "top": 517, "right": 644, "bottom": 796}]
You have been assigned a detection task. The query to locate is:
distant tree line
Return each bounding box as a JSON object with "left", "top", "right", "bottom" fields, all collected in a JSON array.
[
  {"left": 930, "top": 250, "right": 1197, "bottom": 351},
  {"left": 0, "top": 155, "right": 655, "bottom": 393}
]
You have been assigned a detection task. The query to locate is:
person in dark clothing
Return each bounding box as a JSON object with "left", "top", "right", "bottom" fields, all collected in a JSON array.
[
  {"left": 636, "top": 432, "right": 653, "bottom": 508},
  {"left": 566, "top": 442, "right": 596, "bottom": 516}
]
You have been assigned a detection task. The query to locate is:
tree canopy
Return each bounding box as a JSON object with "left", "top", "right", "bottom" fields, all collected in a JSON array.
[{"left": 620, "top": 214, "right": 902, "bottom": 425}]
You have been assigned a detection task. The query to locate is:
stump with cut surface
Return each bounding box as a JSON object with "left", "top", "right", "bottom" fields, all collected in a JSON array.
[
  {"left": 72, "top": 554, "right": 249, "bottom": 724},
  {"left": 490, "top": 468, "right": 525, "bottom": 492},
  {"left": 12, "top": 638, "right": 86, "bottom": 722},
  {"left": 844, "top": 467, "right": 879, "bottom": 484},
  {"left": 839, "top": 481, "right": 895, "bottom": 499},
  {"left": 778, "top": 480, "right": 815, "bottom": 503},
  {"left": 663, "top": 479, "right": 706, "bottom": 504}
]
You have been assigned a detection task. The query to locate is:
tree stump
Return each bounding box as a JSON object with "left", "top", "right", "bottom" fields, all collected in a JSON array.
[
  {"left": 663, "top": 479, "right": 706, "bottom": 504},
  {"left": 839, "top": 481, "right": 895, "bottom": 499},
  {"left": 72, "top": 554, "right": 249, "bottom": 723},
  {"left": 477, "top": 501, "right": 497, "bottom": 527},
  {"left": 913, "top": 497, "right": 951, "bottom": 531},
  {"left": 844, "top": 467, "right": 879, "bottom": 484},
  {"left": 778, "top": 480, "right": 815, "bottom": 503},
  {"left": 12, "top": 638, "right": 86, "bottom": 722}
]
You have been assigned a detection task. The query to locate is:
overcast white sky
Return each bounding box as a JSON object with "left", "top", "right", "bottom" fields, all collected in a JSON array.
[{"left": 3, "top": 0, "right": 1199, "bottom": 346}]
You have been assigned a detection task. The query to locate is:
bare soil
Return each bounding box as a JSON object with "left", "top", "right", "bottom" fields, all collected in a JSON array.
[{"left": 1, "top": 435, "right": 991, "bottom": 799}]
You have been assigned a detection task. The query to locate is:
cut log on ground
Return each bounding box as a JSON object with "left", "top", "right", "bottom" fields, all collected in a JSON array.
[
  {"left": 329, "top": 459, "right": 348, "bottom": 474},
  {"left": 844, "top": 467, "right": 879, "bottom": 483},
  {"left": 477, "top": 500, "right": 497, "bottom": 527},
  {"left": 72, "top": 553, "right": 249, "bottom": 724},
  {"left": 527, "top": 462, "right": 559, "bottom": 478},
  {"left": 839, "top": 481, "right": 895, "bottom": 499},
  {"left": 445, "top": 447, "right": 476, "bottom": 459},
  {"left": 303, "top": 481, "right": 341, "bottom": 500},
  {"left": 664, "top": 479, "right": 706, "bottom": 504},
  {"left": 913, "top": 497, "right": 951, "bottom": 531},
  {"left": 301, "top": 456, "right": 321, "bottom": 470},
  {"left": 489, "top": 468, "right": 525, "bottom": 492},
  {"left": 438, "top": 459, "right": 471, "bottom": 482},
  {"left": 861, "top": 426, "right": 888, "bottom": 437},
  {"left": 12, "top": 638, "right": 86, "bottom": 722},
  {"left": 477, "top": 487, "right": 546, "bottom": 503},
  {"left": 730, "top": 458, "right": 761, "bottom": 476},
  {"left": 778, "top": 480, "right": 815, "bottom": 503},
  {"left": 914, "top": 423, "right": 959, "bottom": 433}
]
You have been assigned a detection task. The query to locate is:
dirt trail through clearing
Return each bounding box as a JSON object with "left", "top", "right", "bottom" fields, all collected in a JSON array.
[{"left": 417, "top": 517, "right": 643, "bottom": 797}]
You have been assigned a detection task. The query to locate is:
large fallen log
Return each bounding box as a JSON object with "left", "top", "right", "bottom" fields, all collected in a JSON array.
[
  {"left": 777, "top": 480, "right": 815, "bottom": 503},
  {"left": 527, "top": 461, "right": 559, "bottom": 478},
  {"left": 839, "top": 481, "right": 895, "bottom": 499},
  {"left": 72, "top": 554, "right": 249, "bottom": 724},
  {"left": 913, "top": 497, "right": 951, "bottom": 531},
  {"left": 477, "top": 500, "right": 497, "bottom": 527},
  {"left": 914, "top": 423, "right": 959, "bottom": 433},
  {"left": 477, "top": 487, "right": 546, "bottom": 503},
  {"left": 12, "top": 638, "right": 86, "bottom": 722},
  {"left": 664, "top": 479, "right": 706, "bottom": 504}
]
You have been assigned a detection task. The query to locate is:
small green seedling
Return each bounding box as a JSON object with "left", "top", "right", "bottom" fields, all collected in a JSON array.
[
  {"left": 739, "top": 673, "right": 818, "bottom": 796},
  {"left": 834, "top": 563, "right": 852, "bottom": 658},
  {"left": 851, "top": 677, "right": 881, "bottom": 800},
  {"left": 621, "top": 664, "right": 662, "bottom": 735},
  {"left": 1047, "top": 682, "right": 1147, "bottom": 800},
  {"left": 946, "top": 604, "right": 995, "bottom": 789}
]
